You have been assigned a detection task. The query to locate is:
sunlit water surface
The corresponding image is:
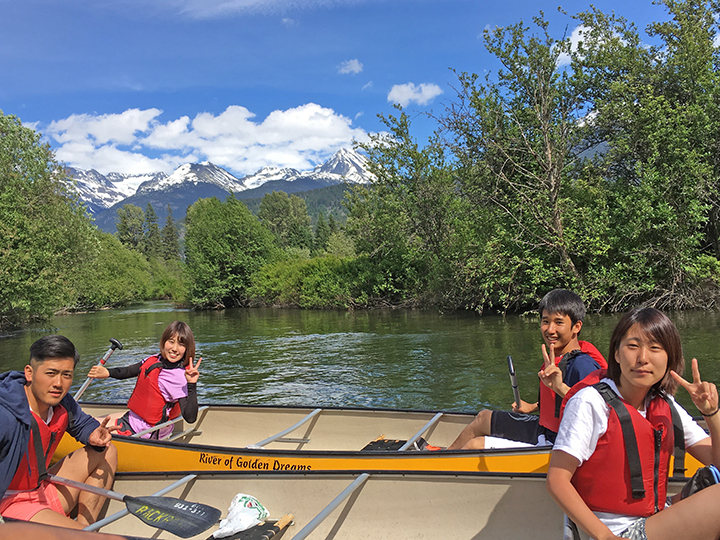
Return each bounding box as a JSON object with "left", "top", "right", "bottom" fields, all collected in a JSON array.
[{"left": 2, "top": 302, "right": 720, "bottom": 413}]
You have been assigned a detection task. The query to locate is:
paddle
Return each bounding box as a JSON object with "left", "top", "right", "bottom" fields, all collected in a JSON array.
[
  {"left": 507, "top": 355, "right": 521, "bottom": 407},
  {"left": 48, "top": 474, "right": 221, "bottom": 538},
  {"left": 75, "top": 338, "right": 124, "bottom": 400}
]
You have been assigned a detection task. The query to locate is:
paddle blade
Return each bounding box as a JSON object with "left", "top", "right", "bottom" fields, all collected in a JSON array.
[{"left": 125, "top": 495, "right": 221, "bottom": 538}]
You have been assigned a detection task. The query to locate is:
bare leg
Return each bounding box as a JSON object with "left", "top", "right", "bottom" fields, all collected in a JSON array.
[
  {"left": 447, "top": 409, "right": 492, "bottom": 450},
  {"left": 0, "top": 521, "right": 130, "bottom": 539},
  {"left": 645, "top": 483, "right": 720, "bottom": 540},
  {"left": 42, "top": 444, "right": 118, "bottom": 527}
]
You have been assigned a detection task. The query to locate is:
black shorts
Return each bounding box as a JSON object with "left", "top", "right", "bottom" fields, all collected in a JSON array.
[{"left": 490, "top": 411, "right": 553, "bottom": 445}]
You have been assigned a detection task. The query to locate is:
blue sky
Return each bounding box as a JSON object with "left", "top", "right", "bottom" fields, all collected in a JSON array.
[{"left": 1, "top": 0, "right": 661, "bottom": 177}]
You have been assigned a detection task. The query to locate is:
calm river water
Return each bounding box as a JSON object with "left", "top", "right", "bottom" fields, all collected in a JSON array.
[{"left": 2, "top": 302, "right": 720, "bottom": 413}]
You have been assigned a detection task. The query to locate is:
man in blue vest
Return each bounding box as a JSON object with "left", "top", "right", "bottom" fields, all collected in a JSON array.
[{"left": 0, "top": 335, "right": 117, "bottom": 529}]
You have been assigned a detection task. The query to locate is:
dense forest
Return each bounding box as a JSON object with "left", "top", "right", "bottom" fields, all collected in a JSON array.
[{"left": 2, "top": 0, "right": 720, "bottom": 329}]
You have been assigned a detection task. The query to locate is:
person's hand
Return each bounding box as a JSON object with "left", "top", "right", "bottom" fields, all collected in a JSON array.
[
  {"left": 671, "top": 358, "right": 719, "bottom": 417},
  {"left": 539, "top": 343, "right": 562, "bottom": 388},
  {"left": 512, "top": 399, "right": 538, "bottom": 414},
  {"left": 88, "top": 416, "right": 118, "bottom": 447},
  {"left": 185, "top": 357, "right": 202, "bottom": 384},
  {"left": 88, "top": 365, "right": 109, "bottom": 379}
]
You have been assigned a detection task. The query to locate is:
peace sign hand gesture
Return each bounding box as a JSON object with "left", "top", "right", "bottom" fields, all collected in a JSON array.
[
  {"left": 671, "top": 358, "right": 719, "bottom": 417},
  {"left": 539, "top": 343, "right": 564, "bottom": 393},
  {"left": 185, "top": 357, "right": 202, "bottom": 384}
]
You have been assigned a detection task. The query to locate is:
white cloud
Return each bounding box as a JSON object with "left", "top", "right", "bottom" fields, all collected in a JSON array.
[
  {"left": 339, "top": 59, "right": 363, "bottom": 75},
  {"left": 282, "top": 17, "right": 297, "bottom": 27},
  {"left": 387, "top": 83, "right": 442, "bottom": 107},
  {"left": 557, "top": 25, "right": 589, "bottom": 67},
  {"left": 42, "top": 104, "right": 368, "bottom": 176},
  {"left": 361, "top": 81, "right": 373, "bottom": 91}
]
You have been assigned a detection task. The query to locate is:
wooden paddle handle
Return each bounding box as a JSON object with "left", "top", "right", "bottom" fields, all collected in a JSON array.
[{"left": 275, "top": 514, "right": 294, "bottom": 529}]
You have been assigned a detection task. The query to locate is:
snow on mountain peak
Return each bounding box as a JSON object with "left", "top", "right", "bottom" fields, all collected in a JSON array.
[
  {"left": 136, "top": 162, "right": 246, "bottom": 194},
  {"left": 65, "top": 147, "right": 372, "bottom": 214}
]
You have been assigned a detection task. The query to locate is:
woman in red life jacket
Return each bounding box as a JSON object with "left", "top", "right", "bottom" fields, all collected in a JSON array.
[
  {"left": 547, "top": 307, "right": 720, "bottom": 540},
  {"left": 87, "top": 321, "right": 201, "bottom": 439}
]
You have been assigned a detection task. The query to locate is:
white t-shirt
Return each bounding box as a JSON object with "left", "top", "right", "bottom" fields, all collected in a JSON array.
[{"left": 554, "top": 378, "right": 709, "bottom": 536}]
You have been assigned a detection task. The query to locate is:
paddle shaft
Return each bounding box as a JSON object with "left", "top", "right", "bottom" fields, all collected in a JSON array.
[
  {"left": 75, "top": 338, "right": 124, "bottom": 400},
  {"left": 507, "top": 355, "right": 521, "bottom": 406},
  {"left": 48, "top": 474, "right": 126, "bottom": 502},
  {"left": 49, "top": 474, "right": 221, "bottom": 538}
]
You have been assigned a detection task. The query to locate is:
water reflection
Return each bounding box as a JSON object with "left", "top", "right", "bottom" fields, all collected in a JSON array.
[{"left": 1, "top": 302, "right": 718, "bottom": 413}]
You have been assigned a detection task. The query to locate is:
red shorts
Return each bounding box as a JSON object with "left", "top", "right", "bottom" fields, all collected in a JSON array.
[{"left": 0, "top": 480, "right": 66, "bottom": 521}]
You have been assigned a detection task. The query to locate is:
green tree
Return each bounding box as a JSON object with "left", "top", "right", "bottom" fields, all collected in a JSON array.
[
  {"left": 141, "top": 203, "right": 162, "bottom": 260},
  {"left": 116, "top": 204, "right": 145, "bottom": 250},
  {"left": 258, "top": 191, "right": 313, "bottom": 250},
  {"left": 328, "top": 214, "right": 339, "bottom": 235},
  {"left": 571, "top": 0, "right": 720, "bottom": 308},
  {"left": 0, "top": 111, "right": 97, "bottom": 327},
  {"left": 73, "top": 231, "right": 152, "bottom": 309},
  {"left": 161, "top": 205, "right": 181, "bottom": 261},
  {"left": 440, "top": 13, "right": 604, "bottom": 301},
  {"left": 184, "top": 195, "right": 277, "bottom": 308},
  {"left": 314, "top": 212, "right": 331, "bottom": 253},
  {"left": 347, "top": 110, "right": 466, "bottom": 306}
]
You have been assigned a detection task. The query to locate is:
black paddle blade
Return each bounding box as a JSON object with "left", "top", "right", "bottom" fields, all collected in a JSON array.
[{"left": 125, "top": 495, "right": 222, "bottom": 538}]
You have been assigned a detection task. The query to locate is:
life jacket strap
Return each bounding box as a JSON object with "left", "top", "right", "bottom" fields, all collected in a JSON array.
[{"left": 594, "top": 382, "right": 646, "bottom": 499}]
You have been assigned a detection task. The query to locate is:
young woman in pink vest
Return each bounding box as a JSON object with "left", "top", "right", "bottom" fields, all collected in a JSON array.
[{"left": 88, "top": 321, "right": 201, "bottom": 439}]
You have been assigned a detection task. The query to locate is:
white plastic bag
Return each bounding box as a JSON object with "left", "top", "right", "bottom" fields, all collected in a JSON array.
[{"left": 213, "top": 493, "right": 269, "bottom": 538}]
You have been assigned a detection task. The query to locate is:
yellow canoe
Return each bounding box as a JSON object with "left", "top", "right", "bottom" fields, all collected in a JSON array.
[{"left": 54, "top": 402, "right": 704, "bottom": 476}]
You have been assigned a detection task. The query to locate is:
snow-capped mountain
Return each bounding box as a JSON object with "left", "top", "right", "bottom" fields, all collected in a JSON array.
[
  {"left": 66, "top": 147, "right": 372, "bottom": 219},
  {"left": 239, "top": 148, "right": 372, "bottom": 190},
  {"left": 67, "top": 168, "right": 168, "bottom": 214},
  {"left": 311, "top": 147, "right": 370, "bottom": 184},
  {"left": 242, "top": 166, "right": 304, "bottom": 190},
  {"left": 136, "top": 162, "right": 246, "bottom": 195}
]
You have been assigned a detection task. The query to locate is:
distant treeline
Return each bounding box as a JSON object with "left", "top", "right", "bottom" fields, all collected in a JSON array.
[{"left": 3, "top": 0, "right": 720, "bottom": 329}]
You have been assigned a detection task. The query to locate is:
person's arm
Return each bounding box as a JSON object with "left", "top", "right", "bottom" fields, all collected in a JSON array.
[
  {"left": 88, "top": 362, "right": 141, "bottom": 380},
  {"left": 178, "top": 383, "right": 198, "bottom": 423},
  {"left": 547, "top": 450, "right": 621, "bottom": 540},
  {"left": 61, "top": 394, "right": 106, "bottom": 447},
  {"left": 672, "top": 358, "right": 720, "bottom": 466}
]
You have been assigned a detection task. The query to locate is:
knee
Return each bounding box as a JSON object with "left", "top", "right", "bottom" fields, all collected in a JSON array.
[
  {"left": 462, "top": 437, "right": 486, "bottom": 450},
  {"left": 104, "top": 443, "right": 118, "bottom": 472}
]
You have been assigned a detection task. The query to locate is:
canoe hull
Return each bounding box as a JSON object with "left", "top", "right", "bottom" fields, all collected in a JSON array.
[
  {"left": 55, "top": 403, "right": 704, "bottom": 476},
  {"left": 97, "top": 471, "right": 568, "bottom": 540}
]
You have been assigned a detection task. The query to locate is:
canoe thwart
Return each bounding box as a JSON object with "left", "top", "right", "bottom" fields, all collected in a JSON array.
[
  {"left": 398, "top": 412, "right": 443, "bottom": 451},
  {"left": 250, "top": 408, "right": 322, "bottom": 448},
  {"left": 289, "top": 473, "right": 370, "bottom": 540}
]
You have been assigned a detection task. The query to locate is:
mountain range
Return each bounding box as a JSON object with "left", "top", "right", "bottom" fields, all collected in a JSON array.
[{"left": 66, "top": 148, "right": 372, "bottom": 233}]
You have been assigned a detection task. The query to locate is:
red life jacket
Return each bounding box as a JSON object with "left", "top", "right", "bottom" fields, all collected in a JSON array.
[
  {"left": 538, "top": 340, "right": 607, "bottom": 433},
  {"left": 565, "top": 376, "right": 683, "bottom": 516},
  {"left": 127, "top": 355, "right": 182, "bottom": 426},
  {"left": 8, "top": 406, "right": 70, "bottom": 491}
]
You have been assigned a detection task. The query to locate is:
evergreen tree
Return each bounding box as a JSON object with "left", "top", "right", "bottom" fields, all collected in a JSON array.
[
  {"left": 116, "top": 204, "right": 145, "bottom": 250},
  {"left": 161, "top": 205, "right": 181, "bottom": 261},
  {"left": 314, "top": 212, "right": 331, "bottom": 253},
  {"left": 258, "top": 191, "right": 313, "bottom": 250},
  {"left": 328, "top": 214, "right": 338, "bottom": 235},
  {"left": 141, "top": 203, "right": 162, "bottom": 260}
]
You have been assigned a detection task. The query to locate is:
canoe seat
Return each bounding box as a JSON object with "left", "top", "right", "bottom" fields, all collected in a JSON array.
[{"left": 361, "top": 437, "right": 430, "bottom": 452}]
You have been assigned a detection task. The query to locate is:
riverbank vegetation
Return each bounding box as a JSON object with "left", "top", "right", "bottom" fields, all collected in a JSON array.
[{"left": 2, "top": 0, "right": 720, "bottom": 328}]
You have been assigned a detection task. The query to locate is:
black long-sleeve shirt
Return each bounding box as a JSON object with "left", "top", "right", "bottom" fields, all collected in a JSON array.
[{"left": 108, "top": 362, "right": 198, "bottom": 423}]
